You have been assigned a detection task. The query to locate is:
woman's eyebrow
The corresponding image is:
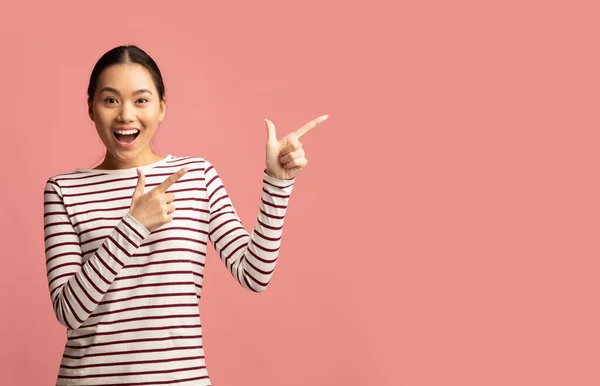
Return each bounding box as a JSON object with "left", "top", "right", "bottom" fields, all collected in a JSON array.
[{"left": 100, "top": 87, "right": 153, "bottom": 95}]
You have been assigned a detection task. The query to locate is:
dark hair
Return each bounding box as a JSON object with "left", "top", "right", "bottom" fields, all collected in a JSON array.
[{"left": 87, "top": 44, "right": 166, "bottom": 107}]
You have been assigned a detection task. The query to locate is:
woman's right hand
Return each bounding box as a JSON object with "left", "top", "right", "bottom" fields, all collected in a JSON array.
[{"left": 128, "top": 166, "right": 189, "bottom": 232}]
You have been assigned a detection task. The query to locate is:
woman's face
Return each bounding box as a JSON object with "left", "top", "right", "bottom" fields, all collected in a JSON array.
[{"left": 88, "top": 63, "right": 166, "bottom": 165}]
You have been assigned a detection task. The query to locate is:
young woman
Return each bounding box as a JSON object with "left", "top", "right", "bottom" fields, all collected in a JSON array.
[{"left": 43, "top": 44, "right": 327, "bottom": 385}]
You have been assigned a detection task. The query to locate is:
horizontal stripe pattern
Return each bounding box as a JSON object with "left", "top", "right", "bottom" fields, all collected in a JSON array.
[{"left": 43, "top": 155, "right": 295, "bottom": 385}]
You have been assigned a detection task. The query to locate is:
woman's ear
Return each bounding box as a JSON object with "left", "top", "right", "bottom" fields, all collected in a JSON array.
[
  {"left": 88, "top": 101, "right": 94, "bottom": 121},
  {"left": 158, "top": 97, "right": 166, "bottom": 122}
]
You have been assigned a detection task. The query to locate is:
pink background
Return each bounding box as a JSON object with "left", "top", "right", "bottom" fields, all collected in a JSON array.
[{"left": 0, "top": 0, "right": 599, "bottom": 385}]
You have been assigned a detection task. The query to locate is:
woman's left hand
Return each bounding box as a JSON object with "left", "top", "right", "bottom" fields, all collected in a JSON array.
[{"left": 264, "top": 114, "right": 329, "bottom": 180}]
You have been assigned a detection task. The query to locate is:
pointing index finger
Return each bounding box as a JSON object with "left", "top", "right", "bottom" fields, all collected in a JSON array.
[
  {"left": 293, "top": 114, "right": 329, "bottom": 138},
  {"left": 155, "top": 167, "right": 189, "bottom": 193}
]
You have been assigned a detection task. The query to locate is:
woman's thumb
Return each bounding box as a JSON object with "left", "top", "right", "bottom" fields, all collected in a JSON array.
[{"left": 132, "top": 168, "right": 146, "bottom": 200}]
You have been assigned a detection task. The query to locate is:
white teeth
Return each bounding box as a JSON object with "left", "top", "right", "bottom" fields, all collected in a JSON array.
[{"left": 114, "top": 129, "right": 139, "bottom": 135}]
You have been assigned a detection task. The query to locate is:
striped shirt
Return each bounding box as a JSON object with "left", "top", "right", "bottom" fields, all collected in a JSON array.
[{"left": 42, "top": 154, "right": 295, "bottom": 385}]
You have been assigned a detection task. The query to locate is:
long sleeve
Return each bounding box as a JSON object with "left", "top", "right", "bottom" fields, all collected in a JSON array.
[
  {"left": 43, "top": 177, "right": 151, "bottom": 329},
  {"left": 204, "top": 160, "right": 295, "bottom": 292}
]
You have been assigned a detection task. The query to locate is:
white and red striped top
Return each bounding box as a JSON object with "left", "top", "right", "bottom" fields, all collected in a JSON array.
[{"left": 42, "top": 154, "right": 295, "bottom": 385}]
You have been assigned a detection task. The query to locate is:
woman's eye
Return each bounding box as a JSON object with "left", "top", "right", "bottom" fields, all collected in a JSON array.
[{"left": 103, "top": 97, "right": 148, "bottom": 104}]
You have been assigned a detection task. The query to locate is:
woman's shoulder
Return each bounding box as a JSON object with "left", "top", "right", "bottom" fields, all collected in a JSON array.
[
  {"left": 43, "top": 170, "right": 87, "bottom": 198},
  {"left": 44, "top": 169, "right": 88, "bottom": 185},
  {"left": 169, "top": 154, "right": 205, "bottom": 163},
  {"left": 168, "top": 154, "right": 212, "bottom": 169},
  {"left": 170, "top": 154, "right": 223, "bottom": 169}
]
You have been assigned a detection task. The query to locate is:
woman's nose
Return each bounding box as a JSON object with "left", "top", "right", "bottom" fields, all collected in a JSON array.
[{"left": 118, "top": 102, "right": 135, "bottom": 122}]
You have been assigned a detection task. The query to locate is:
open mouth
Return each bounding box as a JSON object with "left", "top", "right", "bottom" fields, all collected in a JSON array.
[{"left": 113, "top": 129, "right": 140, "bottom": 144}]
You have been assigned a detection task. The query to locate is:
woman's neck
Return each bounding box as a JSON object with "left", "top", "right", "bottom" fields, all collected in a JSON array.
[{"left": 94, "top": 151, "right": 165, "bottom": 170}]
